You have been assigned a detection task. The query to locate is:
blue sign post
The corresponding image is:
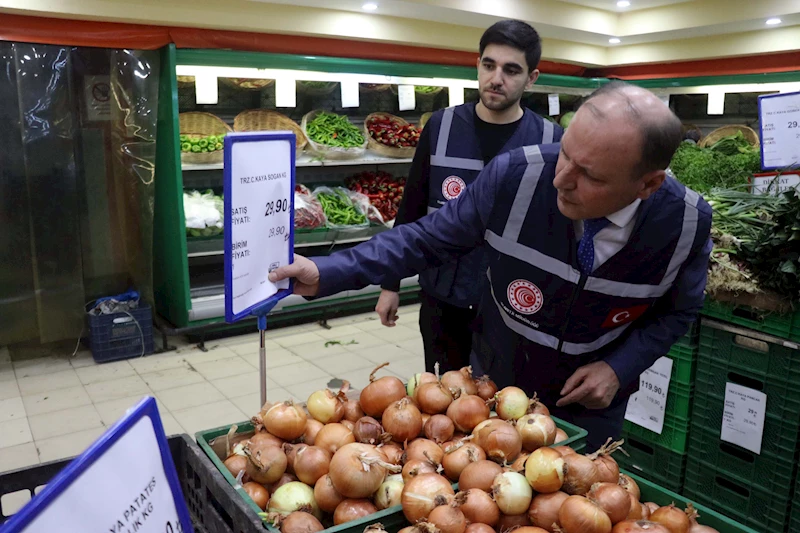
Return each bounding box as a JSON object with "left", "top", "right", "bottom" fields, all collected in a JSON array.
[{"left": 224, "top": 131, "right": 296, "bottom": 407}]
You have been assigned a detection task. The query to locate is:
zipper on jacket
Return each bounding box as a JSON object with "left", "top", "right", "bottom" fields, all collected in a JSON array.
[{"left": 556, "top": 273, "right": 587, "bottom": 353}]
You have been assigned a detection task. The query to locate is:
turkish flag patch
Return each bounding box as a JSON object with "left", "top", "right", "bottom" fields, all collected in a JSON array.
[{"left": 601, "top": 305, "right": 650, "bottom": 328}]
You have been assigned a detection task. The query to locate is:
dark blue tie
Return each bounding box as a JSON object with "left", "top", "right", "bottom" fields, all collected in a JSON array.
[{"left": 578, "top": 217, "right": 611, "bottom": 275}]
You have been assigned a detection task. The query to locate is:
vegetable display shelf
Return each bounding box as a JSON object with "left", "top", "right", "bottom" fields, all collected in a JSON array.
[
  {"left": 700, "top": 297, "right": 800, "bottom": 343},
  {"left": 181, "top": 152, "right": 414, "bottom": 172},
  {"left": 0, "top": 434, "right": 262, "bottom": 533},
  {"left": 617, "top": 432, "right": 687, "bottom": 494}
]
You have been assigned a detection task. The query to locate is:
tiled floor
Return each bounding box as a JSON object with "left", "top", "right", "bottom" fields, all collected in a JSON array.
[{"left": 0, "top": 304, "right": 424, "bottom": 475}]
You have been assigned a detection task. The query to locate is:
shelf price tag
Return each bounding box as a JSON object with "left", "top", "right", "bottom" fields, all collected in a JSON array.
[
  {"left": 758, "top": 91, "right": 800, "bottom": 170},
  {"left": 449, "top": 84, "right": 465, "bottom": 107},
  {"left": 548, "top": 94, "right": 560, "bottom": 116},
  {"left": 275, "top": 78, "right": 297, "bottom": 108},
  {"left": 3, "top": 397, "right": 194, "bottom": 533},
  {"left": 224, "top": 131, "right": 295, "bottom": 323},
  {"left": 721, "top": 382, "right": 767, "bottom": 455},
  {"left": 340, "top": 81, "right": 360, "bottom": 108},
  {"left": 398, "top": 85, "right": 416, "bottom": 111},
  {"left": 624, "top": 356, "right": 673, "bottom": 434}
]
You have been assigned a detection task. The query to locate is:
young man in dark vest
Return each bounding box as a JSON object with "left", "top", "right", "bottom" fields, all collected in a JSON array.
[
  {"left": 375, "top": 19, "right": 562, "bottom": 374},
  {"left": 268, "top": 82, "right": 713, "bottom": 451}
]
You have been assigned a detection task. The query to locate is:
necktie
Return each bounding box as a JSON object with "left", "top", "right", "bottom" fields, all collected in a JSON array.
[{"left": 578, "top": 217, "right": 611, "bottom": 275}]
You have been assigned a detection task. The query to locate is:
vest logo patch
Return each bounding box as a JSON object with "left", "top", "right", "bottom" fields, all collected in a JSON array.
[
  {"left": 442, "top": 176, "right": 466, "bottom": 200},
  {"left": 601, "top": 305, "right": 650, "bottom": 328},
  {"left": 507, "top": 279, "right": 544, "bottom": 315}
]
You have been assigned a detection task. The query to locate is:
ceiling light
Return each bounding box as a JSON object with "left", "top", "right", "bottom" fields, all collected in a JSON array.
[
  {"left": 617, "top": 1, "right": 631, "bottom": 7},
  {"left": 362, "top": 2, "right": 378, "bottom": 10},
  {"left": 766, "top": 18, "right": 782, "bottom": 25},
  {"left": 609, "top": 38, "right": 621, "bottom": 44}
]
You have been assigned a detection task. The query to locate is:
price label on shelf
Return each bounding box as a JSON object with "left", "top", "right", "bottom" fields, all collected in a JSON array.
[
  {"left": 548, "top": 94, "right": 560, "bottom": 116},
  {"left": 275, "top": 78, "right": 297, "bottom": 108},
  {"left": 398, "top": 85, "right": 416, "bottom": 111},
  {"left": 224, "top": 131, "right": 295, "bottom": 323},
  {"left": 624, "top": 356, "right": 673, "bottom": 434},
  {"left": 758, "top": 91, "right": 800, "bottom": 170},
  {"left": 340, "top": 81, "right": 360, "bottom": 108},
  {"left": 721, "top": 382, "right": 767, "bottom": 455}
]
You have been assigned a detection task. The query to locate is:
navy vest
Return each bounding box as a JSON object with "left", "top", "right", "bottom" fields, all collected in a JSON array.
[
  {"left": 421, "top": 103, "right": 560, "bottom": 308},
  {"left": 475, "top": 144, "right": 712, "bottom": 406}
]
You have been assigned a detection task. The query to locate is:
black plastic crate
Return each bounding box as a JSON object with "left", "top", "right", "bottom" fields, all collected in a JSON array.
[
  {"left": 87, "top": 304, "right": 154, "bottom": 363},
  {"left": 0, "top": 434, "right": 264, "bottom": 533},
  {"left": 617, "top": 432, "right": 686, "bottom": 494}
]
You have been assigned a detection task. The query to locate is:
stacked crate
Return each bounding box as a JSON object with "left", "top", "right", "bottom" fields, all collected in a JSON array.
[
  {"left": 617, "top": 322, "right": 698, "bottom": 493},
  {"left": 682, "top": 317, "right": 800, "bottom": 533}
]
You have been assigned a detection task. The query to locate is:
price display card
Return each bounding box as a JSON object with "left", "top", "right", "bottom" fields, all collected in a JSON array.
[
  {"left": 224, "top": 131, "right": 295, "bottom": 323},
  {"left": 758, "top": 91, "right": 800, "bottom": 170},
  {"left": 4, "top": 397, "right": 194, "bottom": 533},
  {"left": 624, "top": 356, "right": 673, "bottom": 434},
  {"left": 721, "top": 382, "right": 767, "bottom": 455}
]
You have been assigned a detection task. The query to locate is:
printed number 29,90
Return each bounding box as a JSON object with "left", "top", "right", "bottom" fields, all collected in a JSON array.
[
  {"left": 789, "top": 121, "right": 799, "bottom": 129},
  {"left": 265, "top": 199, "right": 289, "bottom": 217}
]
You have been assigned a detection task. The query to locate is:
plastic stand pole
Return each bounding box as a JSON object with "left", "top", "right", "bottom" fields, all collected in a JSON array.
[{"left": 258, "top": 315, "right": 268, "bottom": 407}]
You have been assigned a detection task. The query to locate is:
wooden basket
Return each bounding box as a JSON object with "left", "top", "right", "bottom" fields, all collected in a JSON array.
[
  {"left": 179, "top": 112, "right": 232, "bottom": 165},
  {"left": 297, "top": 81, "right": 339, "bottom": 96},
  {"left": 233, "top": 109, "right": 307, "bottom": 155},
  {"left": 221, "top": 78, "right": 274, "bottom": 91},
  {"left": 364, "top": 112, "right": 417, "bottom": 159},
  {"left": 699, "top": 125, "right": 760, "bottom": 149},
  {"left": 302, "top": 110, "right": 367, "bottom": 160}
]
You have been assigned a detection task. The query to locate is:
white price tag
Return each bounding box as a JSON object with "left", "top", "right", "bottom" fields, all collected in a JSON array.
[
  {"left": 340, "top": 81, "right": 360, "bottom": 108},
  {"left": 759, "top": 91, "right": 800, "bottom": 170},
  {"left": 752, "top": 173, "right": 800, "bottom": 195},
  {"left": 449, "top": 84, "right": 465, "bottom": 107},
  {"left": 548, "top": 94, "right": 560, "bottom": 116},
  {"left": 275, "top": 78, "right": 297, "bottom": 108},
  {"left": 398, "top": 85, "right": 416, "bottom": 111},
  {"left": 624, "top": 356, "right": 673, "bottom": 434},
  {"left": 194, "top": 73, "right": 219, "bottom": 105},
  {"left": 721, "top": 382, "right": 767, "bottom": 455}
]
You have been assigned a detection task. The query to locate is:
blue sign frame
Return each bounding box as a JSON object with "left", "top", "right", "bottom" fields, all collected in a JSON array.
[
  {"left": 3, "top": 396, "right": 194, "bottom": 533},
  {"left": 223, "top": 131, "right": 296, "bottom": 323},
  {"left": 758, "top": 91, "right": 800, "bottom": 171}
]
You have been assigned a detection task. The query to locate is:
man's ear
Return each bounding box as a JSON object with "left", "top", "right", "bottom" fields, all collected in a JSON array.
[
  {"left": 637, "top": 170, "right": 666, "bottom": 200},
  {"left": 526, "top": 69, "right": 540, "bottom": 89}
]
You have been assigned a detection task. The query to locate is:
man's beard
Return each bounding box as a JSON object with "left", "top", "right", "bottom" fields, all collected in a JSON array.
[{"left": 479, "top": 86, "right": 522, "bottom": 112}]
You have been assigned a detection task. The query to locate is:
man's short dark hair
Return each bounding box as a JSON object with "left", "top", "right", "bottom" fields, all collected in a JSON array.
[
  {"left": 583, "top": 80, "right": 683, "bottom": 177},
  {"left": 479, "top": 20, "right": 542, "bottom": 73}
]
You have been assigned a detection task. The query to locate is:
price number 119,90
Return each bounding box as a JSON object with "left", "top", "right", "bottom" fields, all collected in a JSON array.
[{"left": 265, "top": 199, "right": 289, "bottom": 217}]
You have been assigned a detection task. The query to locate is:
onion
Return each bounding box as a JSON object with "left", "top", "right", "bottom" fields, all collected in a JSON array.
[
  {"left": 416, "top": 382, "right": 454, "bottom": 414},
  {"left": 293, "top": 446, "right": 332, "bottom": 486},
  {"left": 447, "top": 395, "right": 490, "bottom": 433},
  {"left": 265, "top": 401, "right": 308, "bottom": 441},
  {"left": 443, "top": 441, "right": 486, "bottom": 481},
  {"left": 360, "top": 363, "right": 407, "bottom": 418},
  {"left": 686, "top": 504, "right": 720, "bottom": 533},
  {"left": 375, "top": 476, "right": 405, "bottom": 510},
  {"left": 612, "top": 521, "right": 670, "bottom": 533},
  {"left": 492, "top": 472, "right": 533, "bottom": 516},
  {"left": 588, "top": 482, "right": 632, "bottom": 525},
  {"left": 425, "top": 414, "right": 455, "bottom": 444},
  {"left": 403, "top": 458, "right": 440, "bottom": 483},
  {"left": 407, "top": 438, "right": 445, "bottom": 465},
  {"left": 224, "top": 455, "right": 249, "bottom": 479},
  {"left": 618, "top": 474, "right": 641, "bottom": 501},
  {"left": 511, "top": 453, "right": 530, "bottom": 472},
  {"left": 627, "top": 495, "right": 648, "bottom": 521},
  {"left": 302, "top": 419, "right": 324, "bottom": 446},
  {"left": 441, "top": 367, "right": 478, "bottom": 396},
  {"left": 507, "top": 529, "right": 549, "bottom": 533},
  {"left": 497, "top": 513, "right": 532, "bottom": 532},
  {"left": 475, "top": 420, "right": 522, "bottom": 464},
  {"left": 329, "top": 443, "right": 400, "bottom": 498},
  {"left": 354, "top": 416, "right": 386, "bottom": 445},
  {"left": 383, "top": 397, "right": 424, "bottom": 443},
  {"left": 284, "top": 443, "right": 308, "bottom": 475},
  {"left": 242, "top": 482, "right": 270, "bottom": 510},
  {"left": 459, "top": 460, "right": 504, "bottom": 492},
  {"left": 401, "top": 473, "right": 455, "bottom": 523},
  {"left": 273, "top": 511, "right": 325, "bottom": 533},
  {"left": 457, "top": 489, "right": 500, "bottom": 527},
  {"left": 408, "top": 372, "right": 438, "bottom": 397},
  {"left": 246, "top": 441, "right": 288, "bottom": 484},
  {"left": 307, "top": 389, "right": 345, "bottom": 424},
  {"left": 476, "top": 376, "right": 498, "bottom": 401},
  {"left": 250, "top": 431, "right": 285, "bottom": 449},
  {"left": 587, "top": 439, "right": 624, "bottom": 484},
  {"left": 555, "top": 429, "right": 569, "bottom": 444},
  {"left": 494, "top": 387, "right": 529, "bottom": 421},
  {"left": 267, "top": 481, "right": 322, "bottom": 519},
  {"left": 645, "top": 503, "right": 660, "bottom": 515},
  {"left": 268, "top": 473, "right": 298, "bottom": 494},
  {"left": 421, "top": 414, "right": 431, "bottom": 436},
  {"left": 529, "top": 394, "right": 550, "bottom": 417},
  {"left": 381, "top": 442, "right": 405, "bottom": 465},
  {"left": 559, "top": 495, "right": 612, "bottom": 533},
  {"left": 314, "top": 474, "right": 345, "bottom": 513},
  {"left": 528, "top": 491, "right": 569, "bottom": 532},
  {"left": 343, "top": 398, "right": 365, "bottom": 423},
  {"left": 649, "top": 504, "right": 690, "bottom": 533},
  {"left": 333, "top": 499, "right": 378, "bottom": 525},
  {"left": 553, "top": 446, "right": 577, "bottom": 457},
  {"left": 525, "top": 447, "right": 565, "bottom": 493},
  {"left": 399, "top": 527, "right": 416, "bottom": 533},
  {"left": 516, "top": 414, "right": 557, "bottom": 452},
  {"left": 466, "top": 524, "right": 495, "bottom": 533},
  {"left": 562, "top": 453, "right": 601, "bottom": 495},
  {"left": 315, "top": 423, "right": 355, "bottom": 455},
  {"left": 342, "top": 420, "right": 356, "bottom": 431},
  {"left": 429, "top": 499, "right": 468, "bottom": 533}
]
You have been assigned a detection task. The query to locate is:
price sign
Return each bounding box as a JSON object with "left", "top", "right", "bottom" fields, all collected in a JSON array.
[
  {"left": 224, "top": 131, "right": 295, "bottom": 322},
  {"left": 751, "top": 171, "right": 800, "bottom": 195},
  {"left": 548, "top": 94, "right": 560, "bottom": 117},
  {"left": 398, "top": 85, "right": 416, "bottom": 111},
  {"left": 624, "top": 356, "right": 673, "bottom": 434},
  {"left": 721, "top": 382, "right": 767, "bottom": 454},
  {"left": 758, "top": 91, "right": 800, "bottom": 170},
  {"left": 3, "top": 397, "right": 193, "bottom": 533}
]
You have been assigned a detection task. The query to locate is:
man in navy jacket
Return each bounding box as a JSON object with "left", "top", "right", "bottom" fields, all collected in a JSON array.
[{"left": 270, "top": 81, "right": 713, "bottom": 450}]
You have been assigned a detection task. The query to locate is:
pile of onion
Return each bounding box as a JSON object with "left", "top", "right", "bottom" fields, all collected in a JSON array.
[
  {"left": 265, "top": 401, "right": 308, "bottom": 441},
  {"left": 558, "top": 495, "right": 612, "bottom": 533},
  {"left": 441, "top": 366, "right": 478, "bottom": 396},
  {"left": 360, "top": 363, "right": 407, "bottom": 418},
  {"left": 383, "top": 397, "right": 423, "bottom": 443},
  {"left": 516, "top": 414, "right": 557, "bottom": 452},
  {"left": 401, "top": 473, "right": 455, "bottom": 523},
  {"left": 473, "top": 419, "right": 522, "bottom": 464},
  {"left": 492, "top": 387, "right": 530, "bottom": 421},
  {"left": 328, "top": 443, "right": 400, "bottom": 499},
  {"left": 447, "top": 395, "right": 490, "bottom": 433}
]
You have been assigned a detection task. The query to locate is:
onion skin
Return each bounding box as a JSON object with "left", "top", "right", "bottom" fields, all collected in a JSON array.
[
  {"left": 554, "top": 429, "right": 569, "bottom": 444},
  {"left": 649, "top": 504, "right": 690, "bottom": 533},
  {"left": 558, "top": 495, "right": 612, "bottom": 533},
  {"left": 417, "top": 382, "right": 455, "bottom": 414},
  {"left": 443, "top": 442, "right": 486, "bottom": 481},
  {"left": 495, "top": 387, "right": 530, "bottom": 421},
  {"left": 265, "top": 401, "right": 308, "bottom": 441},
  {"left": 246, "top": 442, "right": 288, "bottom": 485},
  {"left": 447, "top": 395, "right": 491, "bottom": 433},
  {"left": 250, "top": 431, "right": 285, "bottom": 449},
  {"left": 381, "top": 443, "right": 404, "bottom": 465},
  {"left": 459, "top": 460, "right": 504, "bottom": 493},
  {"left": 511, "top": 453, "right": 530, "bottom": 473},
  {"left": 314, "top": 474, "right": 345, "bottom": 513},
  {"left": 375, "top": 477, "right": 404, "bottom": 510},
  {"left": 268, "top": 473, "right": 298, "bottom": 494},
  {"left": 409, "top": 372, "right": 438, "bottom": 397},
  {"left": 400, "top": 473, "right": 455, "bottom": 524},
  {"left": 224, "top": 455, "right": 249, "bottom": 479},
  {"left": 329, "top": 443, "right": 396, "bottom": 499},
  {"left": 492, "top": 472, "right": 533, "bottom": 516},
  {"left": 425, "top": 414, "right": 455, "bottom": 444},
  {"left": 354, "top": 416, "right": 385, "bottom": 445},
  {"left": 517, "top": 414, "right": 557, "bottom": 452},
  {"left": 525, "top": 447, "right": 565, "bottom": 494},
  {"left": 429, "top": 502, "right": 468, "bottom": 533},
  {"left": 383, "top": 397, "right": 424, "bottom": 443},
  {"left": 284, "top": 443, "right": 308, "bottom": 475},
  {"left": 466, "top": 524, "right": 496, "bottom": 533},
  {"left": 302, "top": 419, "right": 324, "bottom": 446},
  {"left": 594, "top": 455, "right": 621, "bottom": 484},
  {"left": 242, "top": 482, "right": 269, "bottom": 510},
  {"left": 361, "top": 365, "right": 407, "bottom": 418},
  {"left": 627, "top": 495, "right": 648, "bottom": 521},
  {"left": 644, "top": 503, "right": 660, "bottom": 515},
  {"left": 402, "top": 459, "right": 439, "bottom": 483},
  {"left": 562, "top": 453, "right": 601, "bottom": 495},
  {"left": 497, "top": 513, "right": 532, "bottom": 532},
  {"left": 476, "top": 376, "right": 499, "bottom": 401},
  {"left": 267, "top": 481, "right": 322, "bottom": 519},
  {"left": 528, "top": 491, "right": 569, "bottom": 533},
  {"left": 278, "top": 511, "right": 325, "bottom": 533},
  {"left": 342, "top": 399, "right": 365, "bottom": 423},
  {"left": 553, "top": 446, "right": 577, "bottom": 457},
  {"left": 293, "top": 446, "right": 332, "bottom": 486},
  {"left": 307, "top": 389, "right": 345, "bottom": 424},
  {"left": 588, "top": 482, "right": 632, "bottom": 525},
  {"left": 315, "top": 423, "right": 355, "bottom": 455},
  {"left": 612, "top": 521, "right": 671, "bottom": 533},
  {"left": 333, "top": 499, "right": 378, "bottom": 525},
  {"left": 407, "top": 438, "right": 445, "bottom": 465},
  {"left": 442, "top": 367, "right": 478, "bottom": 396},
  {"left": 477, "top": 420, "right": 523, "bottom": 464},
  {"left": 618, "top": 474, "right": 641, "bottom": 501},
  {"left": 459, "top": 489, "right": 501, "bottom": 527}
]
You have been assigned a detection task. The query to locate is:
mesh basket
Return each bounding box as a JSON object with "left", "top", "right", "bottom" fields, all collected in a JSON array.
[
  {"left": 301, "top": 110, "right": 367, "bottom": 160},
  {"left": 699, "top": 125, "right": 759, "bottom": 148},
  {"left": 233, "top": 109, "right": 307, "bottom": 155},
  {"left": 364, "top": 112, "right": 417, "bottom": 159}
]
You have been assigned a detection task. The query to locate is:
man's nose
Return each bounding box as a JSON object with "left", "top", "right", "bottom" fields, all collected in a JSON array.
[{"left": 554, "top": 164, "right": 577, "bottom": 189}]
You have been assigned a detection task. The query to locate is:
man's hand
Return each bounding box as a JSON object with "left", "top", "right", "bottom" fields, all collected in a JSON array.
[
  {"left": 375, "top": 290, "right": 400, "bottom": 327},
  {"left": 267, "top": 254, "right": 320, "bottom": 297},
  {"left": 556, "top": 361, "right": 620, "bottom": 409}
]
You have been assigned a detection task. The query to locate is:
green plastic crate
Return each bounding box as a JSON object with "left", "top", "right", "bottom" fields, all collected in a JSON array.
[
  {"left": 668, "top": 343, "right": 698, "bottom": 387},
  {"left": 683, "top": 457, "right": 792, "bottom": 533},
  {"left": 701, "top": 298, "right": 800, "bottom": 343},
  {"left": 617, "top": 432, "right": 686, "bottom": 493},
  {"left": 674, "top": 318, "right": 700, "bottom": 349},
  {"left": 550, "top": 415, "right": 588, "bottom": 454},
  {"left": 790, "top": 472, "right": 800, "bottom": 533},
  {"left": 623, "top": 410, "right": 691, "bottom": 454},
  {"left": 686, "top": 425, "right": 796, "bottom": 494},
  {"left": 627, "top": 470, "right": 759, "bottom": 533}
]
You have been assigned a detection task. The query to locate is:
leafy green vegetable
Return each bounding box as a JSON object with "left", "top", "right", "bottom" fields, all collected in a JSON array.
[
  {"left": 708, "top": 131, "right": 756, "bottom": 156},
  {"left": 669, "top": 141, "right": 761, "bottom": 193},
  {"left": 415, "top": 86, "right": 440, "bottom": 94}
]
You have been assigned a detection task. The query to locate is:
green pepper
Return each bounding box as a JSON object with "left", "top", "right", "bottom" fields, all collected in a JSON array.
[
  {"left": 179, "top": 135, "right": 188, "bottom": 143},
  {"left": 191, "top": 145, "right": 202, "bottom": 153},
  {"left": 198, "top": 138, "right": 209, "bottom": 148},
  {"left": 190, "top": 137, "right": 201, "bottom": 145},
  {"left": 200, "top": 147, "right": 209, "bottom": 153},
  {"left": 181, "top": 142, "right": 192, "bottom": 152},
  {"left": 215, "top": 143, "right": 223, "bottom": 151}
]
